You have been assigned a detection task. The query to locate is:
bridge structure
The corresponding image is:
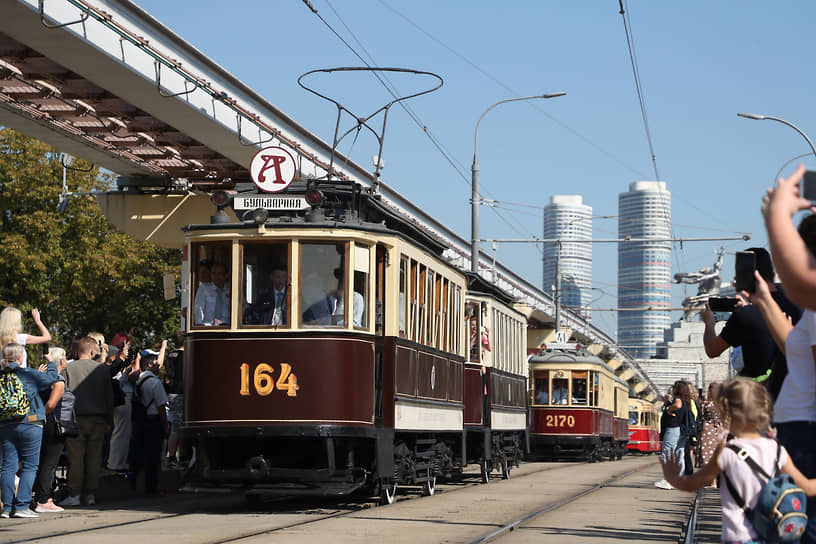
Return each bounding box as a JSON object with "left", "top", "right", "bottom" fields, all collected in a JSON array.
[{"left": 0, "top": 0, "right": 660, "bottom": 400}]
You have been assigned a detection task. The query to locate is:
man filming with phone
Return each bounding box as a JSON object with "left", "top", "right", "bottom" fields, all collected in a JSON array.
[{"left": 701, "top": 247, "right": 801, "bottom": 400}]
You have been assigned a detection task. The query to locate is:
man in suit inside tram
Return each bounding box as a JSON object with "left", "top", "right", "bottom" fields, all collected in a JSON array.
[
  {"left": 244, "top": 266, "right": 288, "bottom": 325},
  {"left": 302, "top": 267, "right": 364, "bottom": 327},
  {"left": 552, "top": 379, "right": 569, "bottom": 405}
]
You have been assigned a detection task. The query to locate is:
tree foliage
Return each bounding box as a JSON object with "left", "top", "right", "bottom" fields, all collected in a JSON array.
[{"left": 0, "top": 129, "right": 181, "bottom": 351}]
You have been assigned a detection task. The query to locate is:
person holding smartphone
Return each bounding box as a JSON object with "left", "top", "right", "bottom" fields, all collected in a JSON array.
[{"left": 701, "top": 247, "right": 800, "bottom": 400}]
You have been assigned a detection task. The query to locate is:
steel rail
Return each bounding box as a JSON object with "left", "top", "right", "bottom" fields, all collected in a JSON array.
[{"left": 463, "top": 462, "right": 654, "bottom": 544}]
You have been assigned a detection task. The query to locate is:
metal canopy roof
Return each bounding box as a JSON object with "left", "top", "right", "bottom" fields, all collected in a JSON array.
[{"left": 0, "top": 0, "right": 660, "bottom": 400}]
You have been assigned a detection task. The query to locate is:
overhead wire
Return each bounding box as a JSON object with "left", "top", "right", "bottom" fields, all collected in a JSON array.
[
  {"left": 306, "top": 0, "right": 533, "bottom": 239},
  {"left": 377, "top": 0, "right": 651, "bottom": 181}
]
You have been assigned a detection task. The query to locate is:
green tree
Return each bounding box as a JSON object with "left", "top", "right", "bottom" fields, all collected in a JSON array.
[{"left": 0, "top": 128, "right": 180, "bottom": 353}]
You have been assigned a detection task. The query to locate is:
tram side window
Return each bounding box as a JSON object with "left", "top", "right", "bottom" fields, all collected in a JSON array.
[
  {"left": 399, "top": 259, "right": 407, "bottom": 338},
  {"left": 572, "top": 372, "right": 588, "bottom": 405},
  {"left": 300, "top": 242, "right": 349, "bottom": 327},
  {"left": 533, "top": 372, "right": 549, "bottom": 404},
  {"left": 591, "top": 372, "right": 599, "bottom": 406},
  {"left": 192, "top": 243, "right": 231, "bottom": 327},
  {"left": 466, "top": 302, "right": 480, "bottom": 363},
  {"left": 241, "top": 242, "right": 289, "bottom": 327},
  {"left": 352, "top": 244, "right": 370, "bottom": 329}
]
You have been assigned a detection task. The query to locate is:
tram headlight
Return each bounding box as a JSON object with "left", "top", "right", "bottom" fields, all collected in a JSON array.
[
  {"left": 305, "top": 188, "right": 323, "bottom": 206},
  {"left": 210, "top": 190, "right": 233, "bottom": 224},
  {"left": 250, "top": 207, "right": 269, "bottom": 225}
]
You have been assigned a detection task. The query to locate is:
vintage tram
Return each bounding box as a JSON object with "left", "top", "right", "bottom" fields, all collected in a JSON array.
[
  {"left": 626, "top": 397, "right": 661, "bottom": 453},
  {"left": 463, "top": 274, "right": 528, "bottom": 482},
  {"left": 182, "top": 180, "right": 527, "bottom": 503},
  {"left": 528, "top": 343, "right": 629, "bottom": 461}
]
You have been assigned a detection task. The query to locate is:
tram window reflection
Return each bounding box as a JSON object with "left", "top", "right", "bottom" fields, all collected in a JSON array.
[
  {"left": 192, "top": 243, "right": 231, "bottom": 327},
  {"left": 301, "top": 242, "right": 345, "bottom": 326},
  {"left": 241, "top": 243, "right": 289, "bottom": 327}
]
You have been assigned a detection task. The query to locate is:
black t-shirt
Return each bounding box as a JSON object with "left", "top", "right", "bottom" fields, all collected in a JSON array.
[
  {"left": 663, "top": 399, "right": 686, "bottom": 428},
  {"left": 720, "top": 290, "right": 802, "bottom": 378}
]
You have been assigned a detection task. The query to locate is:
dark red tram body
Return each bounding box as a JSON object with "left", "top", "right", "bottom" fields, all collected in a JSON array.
[
  {"left": 528, "top": 345, "right": 629, "bottom": 461},
  {"left": 183, "top": 182, "right": 526, "bottom": 502}
]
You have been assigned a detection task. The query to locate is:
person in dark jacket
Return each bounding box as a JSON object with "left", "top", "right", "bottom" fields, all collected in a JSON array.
[
  {"left": 62, "top": 336, "right": 113, "bottom": 507},
  {"left": 0, "top": 342, "right": 58, "bottom": 518}
]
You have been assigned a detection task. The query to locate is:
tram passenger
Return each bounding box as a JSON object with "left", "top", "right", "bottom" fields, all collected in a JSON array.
[
  {"left": 194, "top": 262, "right": 230, "bottom": 326},
  {"left": 302, "top": 267, "right": 364, "bottom": 327},
  {"left": 572, "top": 380, "right": 587, "bottom": 404},
  {"left": 552, "top": 379, "right": 568, "bottom": 405},
  {"left": 243, "top": 266, "right": 289, "bottom": 325},
  {"left": 534, "top": 379, "right": 549, "bottom": 404},
  {"left": 660, "top": 378, "right": 816, "bottom": 544}
]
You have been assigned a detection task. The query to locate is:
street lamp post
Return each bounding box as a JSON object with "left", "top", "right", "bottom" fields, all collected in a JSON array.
[
  {"left": 471, "top": 92, "right": 566, "bottom": 273},
  {"left": 737, "top": 112, "right": 816, "bottom": 158}
]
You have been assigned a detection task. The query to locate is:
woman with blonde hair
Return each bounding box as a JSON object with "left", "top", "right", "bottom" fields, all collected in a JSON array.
[
  {"left": 0, "top": 307, "right": 51, "bottom": 368},
  {"left": 0, "top": 342, "right": 58, "bottom": 518}
]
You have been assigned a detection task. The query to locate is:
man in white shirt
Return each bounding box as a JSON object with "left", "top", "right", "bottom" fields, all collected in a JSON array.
[
  {"left": 194, "top": 262, "right": 230, "bottom": 325},
  {"left": 552, "top": 380, "right": 569, "bottom": 405}
]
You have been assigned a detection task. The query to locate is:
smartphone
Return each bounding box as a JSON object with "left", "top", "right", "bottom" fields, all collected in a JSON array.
[
  {"left": 708, "top": 297, "right": 738, "bottom": 313},
  {"left": 41, "top": 343, "right": 49, "bottom": 356},
  {"left": 735, "top": 251, "right": 756, "bottom": 293},
  {"left": 802, "top": 170, "right": 816, "bottom": 202}
]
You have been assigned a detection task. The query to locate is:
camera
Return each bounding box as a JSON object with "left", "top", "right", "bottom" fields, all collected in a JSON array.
[
  {"left": 802, "top": 170, "right": 816, "bottom": 202},
  {"left": 709, "top": 297, "right": 738, "bottom": 313}
]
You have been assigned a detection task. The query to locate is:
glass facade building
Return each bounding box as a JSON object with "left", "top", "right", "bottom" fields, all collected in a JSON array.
[
  {"left": 618, "top": 181, "right": 671, "bottom": 358},
  {"left": 542, "top": 195, "right": 592, "bottom": 318}
]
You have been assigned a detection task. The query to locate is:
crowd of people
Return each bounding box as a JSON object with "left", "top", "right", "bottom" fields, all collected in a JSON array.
[
  {"left": 0, "top": 310, "right": 187, "bottom": 518},
  {"left": 655, "top": 165, "right": 816, "bottom": 543}
]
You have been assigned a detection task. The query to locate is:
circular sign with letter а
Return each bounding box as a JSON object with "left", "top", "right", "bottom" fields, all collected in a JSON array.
[{"left": 249, "top": 146, "right": 297, "bottom": 193}]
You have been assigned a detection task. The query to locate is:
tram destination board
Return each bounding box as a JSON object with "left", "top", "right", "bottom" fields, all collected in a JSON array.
[{"left": 233, "top": 195, "right": 309, "bottom": 211}]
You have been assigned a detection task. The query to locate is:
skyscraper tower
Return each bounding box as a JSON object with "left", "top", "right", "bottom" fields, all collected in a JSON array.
[
  {"left": 542, "top": 195, "right": 592, "bottom": 318},
  {"left": 618, "top": 181, "right": 671, "bottom": 358}
]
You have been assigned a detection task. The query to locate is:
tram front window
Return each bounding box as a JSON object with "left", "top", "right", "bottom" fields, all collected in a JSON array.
[
  {"left": 572, "top": 374, "right": 587, "bottom": 405},
  {"left": 534, "top": 378, "right": 549, "bottom": 405},
  {"left": 192, "top": 243, "right": 231, "bottom": 327},
  {"left": 629, "top": 411, "right": 639, "bottom": 426},
  {"left": 301, "top": 242, "right": 366, "bottom": 328},
  {"left": 552, "top": 378, "right": 569, "bottom": 405},
  {"left": 242, "top": 243, "right": 289, "bottom": 327}
]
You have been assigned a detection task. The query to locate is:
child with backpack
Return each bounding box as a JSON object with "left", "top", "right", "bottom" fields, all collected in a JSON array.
[{"left": 661, "top": 377, "right": 816, "bottom": 543}]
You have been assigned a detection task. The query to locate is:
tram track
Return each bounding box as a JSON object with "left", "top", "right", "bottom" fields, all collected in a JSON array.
[
  {"left": 462, "top": 462, "right": 654, "bottom": 544},
  {"left": 1, "top": 460, "right": 589, "bottom": 544}
]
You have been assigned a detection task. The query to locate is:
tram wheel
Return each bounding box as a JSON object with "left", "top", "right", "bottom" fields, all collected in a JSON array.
[
  {"left": 379, "top": 479, "right": 397, "bottom": 505},
  {"left": 501, "top": 458, "right": 510, "bottom": 480},
  {"left": 422, "top": 469, "right": 436, "bottom": 496},
  {"left": 480, "top": 460, "right": 490, "bottom": 484}
]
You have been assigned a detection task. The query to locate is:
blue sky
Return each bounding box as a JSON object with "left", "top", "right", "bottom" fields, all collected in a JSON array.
[{"left": 134, "top": 0, "right": 816, "bottom": 338}]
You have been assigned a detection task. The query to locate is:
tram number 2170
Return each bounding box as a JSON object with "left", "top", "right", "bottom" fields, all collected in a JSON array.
[
  {"left": 545, "top": 414, "right": 575, "bottom": 428},
  {"left": 239, "top": 362, "right": 300, "bottom": 397}
]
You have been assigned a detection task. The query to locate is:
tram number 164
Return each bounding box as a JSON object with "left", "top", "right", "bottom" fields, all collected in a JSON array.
[
  {"left": 240, "top": 362, "right": 300, "bottom": 397},
  {"left": 545, "top": 414, "right": 575, "bottom": 428}
]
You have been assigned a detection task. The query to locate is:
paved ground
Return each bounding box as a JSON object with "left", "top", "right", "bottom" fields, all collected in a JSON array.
[{"left": 0, "top": 456, "right": 723, "bottom": 543}]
